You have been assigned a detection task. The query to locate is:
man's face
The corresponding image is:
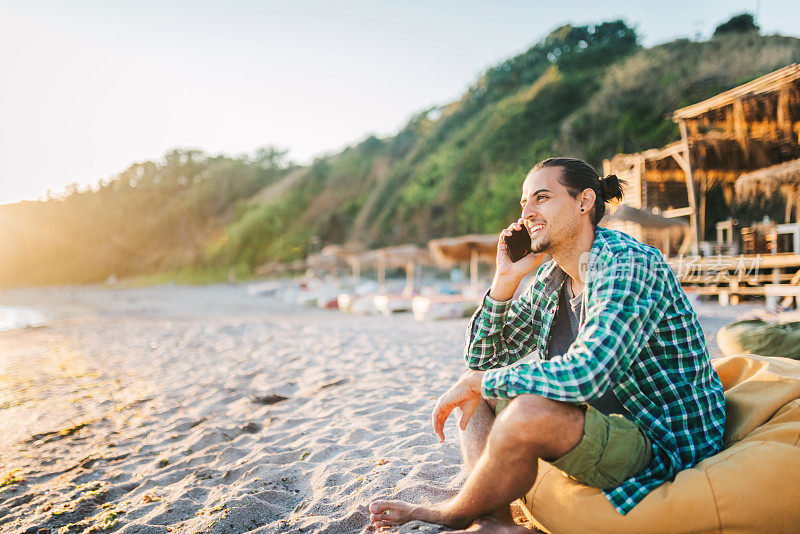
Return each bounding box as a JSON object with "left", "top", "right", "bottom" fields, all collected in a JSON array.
[{"left": 519, "top": 166, "right": 584, "bottom": 254}]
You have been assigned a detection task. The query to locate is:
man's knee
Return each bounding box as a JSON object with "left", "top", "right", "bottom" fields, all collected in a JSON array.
[{"left": 489, "top": 394, "right": 583, "bottom": 451}]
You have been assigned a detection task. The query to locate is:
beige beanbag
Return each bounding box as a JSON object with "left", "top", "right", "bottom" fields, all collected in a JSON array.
[{"left": 521, "top": 354, "right": 800, "bottom": 533}]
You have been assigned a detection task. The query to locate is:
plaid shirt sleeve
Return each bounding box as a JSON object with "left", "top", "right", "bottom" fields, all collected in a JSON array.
[
  {"left": 463, "top": 289, "right": 539, "bottom": 370},
  {"left": 482, "top": 254, "right": 666, "bottom": 400}
]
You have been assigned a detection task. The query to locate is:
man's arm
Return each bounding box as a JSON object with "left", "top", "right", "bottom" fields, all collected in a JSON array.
[
  {"left": 481, "top": 254, "right": 666, "bottom": 401},
  {"left": 463, "top": 289, "right": 540, "bottom": 370},
  {"left": 464, "top": 220, "right": 545, "bottom": 371}
]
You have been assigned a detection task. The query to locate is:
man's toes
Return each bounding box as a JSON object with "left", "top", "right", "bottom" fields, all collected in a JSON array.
[
  {"left": 371, "top": 510, "right": 400, "bottom": 525},
  {"left": 369, "top": 499, "right": 390, "bottom": 514}
]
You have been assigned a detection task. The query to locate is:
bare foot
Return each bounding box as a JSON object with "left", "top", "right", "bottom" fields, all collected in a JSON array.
[
  {"left": 368, "top": 499, "right": 444, "bottom": 529},
  {"left": 450, "top": 516, "right": 533, "bottom": 533}
]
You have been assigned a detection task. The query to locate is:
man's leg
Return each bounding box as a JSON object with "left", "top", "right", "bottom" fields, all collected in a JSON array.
[
  {"left": 457, "top": 398, "right": 517, "bottom": 525},
  {"left": 458, "top": 397, "right": 497, "bottom": 472},
  {"left": 369, "top": 394, "right": 585, "bottom": 529}
]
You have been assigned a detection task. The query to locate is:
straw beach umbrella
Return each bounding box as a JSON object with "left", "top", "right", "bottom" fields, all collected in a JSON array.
[
  {"left": 305, "top": 253, "right": 347, "bottom": 274},
  {"left": 610, "top": 205, "right": 692, "bottom": 255},
  {"left": 354, "top": 244, "right": 431, "bottom": 293},
  {"left": 255, "top": 260, "right": 291, "bottom": 277},
  {"left": 428, "top": 234, "right": 497, "bottom": 295},
  {"left": 321, "top": 244, "right": 365, "bottom": 283}
]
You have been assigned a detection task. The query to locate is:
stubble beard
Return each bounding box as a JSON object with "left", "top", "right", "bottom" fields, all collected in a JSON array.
[{"left": 530, "top": 232, "right": 551, "bottom": 254}]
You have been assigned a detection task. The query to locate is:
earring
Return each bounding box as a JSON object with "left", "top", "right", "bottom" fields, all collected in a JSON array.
[{"left": 580, "top": 208, "right": 585, "bottom": 212}]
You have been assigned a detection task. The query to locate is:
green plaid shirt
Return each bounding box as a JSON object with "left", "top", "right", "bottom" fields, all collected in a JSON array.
[{"left": 465, "top": 227, "right": 725, "bottom": 515}]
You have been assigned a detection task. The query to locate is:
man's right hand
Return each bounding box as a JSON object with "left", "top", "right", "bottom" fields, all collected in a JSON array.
[
  {"left": 490, "top": 218, "right": 543, "bottom": 301},
  {"left": 431, "top": 370, "right": 484, "bottom": 443}
]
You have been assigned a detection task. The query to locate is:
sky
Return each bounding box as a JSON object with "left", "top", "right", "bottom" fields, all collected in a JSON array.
[{"left": 1, "top": 0, "right": 799, "bottom": 205}]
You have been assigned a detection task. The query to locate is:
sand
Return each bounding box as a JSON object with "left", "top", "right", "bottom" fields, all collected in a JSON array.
[{"left": 0, "top": 283, "right": 757, "bottom": 533}]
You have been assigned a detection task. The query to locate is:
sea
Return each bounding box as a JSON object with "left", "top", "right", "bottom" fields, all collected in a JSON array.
[{"left": 0, "top": 305, "right": 46, "bottom": 332}]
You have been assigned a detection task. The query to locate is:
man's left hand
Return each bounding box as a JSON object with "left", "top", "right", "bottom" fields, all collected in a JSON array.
[{"left": 431, "top": 370, "right": 485, "bottom": 443}]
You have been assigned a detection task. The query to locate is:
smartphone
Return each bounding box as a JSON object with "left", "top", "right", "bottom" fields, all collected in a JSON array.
[{"left": 503, "top": 227, "right": 532, "bottom": 262}]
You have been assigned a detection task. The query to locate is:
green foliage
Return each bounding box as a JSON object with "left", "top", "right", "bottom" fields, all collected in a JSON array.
[
  {"left": 714, "top": 13, "right": 759, "bottom": 37},
  {"left": 0, "top": 148, "right": 285, "bottom": 286},
  {"left": 556, "top": 34, "right": 800, "bottom": 165}
]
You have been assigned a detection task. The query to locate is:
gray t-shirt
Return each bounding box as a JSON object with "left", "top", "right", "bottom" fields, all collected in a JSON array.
[{"left": 546, "top": 280, "right": 630, "bottom": 417}]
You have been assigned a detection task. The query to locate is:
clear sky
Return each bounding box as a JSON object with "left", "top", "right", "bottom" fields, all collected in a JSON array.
[{"left": 1, "top": 0, "right": 798, "bottom": 205}]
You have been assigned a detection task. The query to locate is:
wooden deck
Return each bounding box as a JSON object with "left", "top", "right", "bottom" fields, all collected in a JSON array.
[{"left": 666, "top": 253, "right": 800, "bottom": 306}]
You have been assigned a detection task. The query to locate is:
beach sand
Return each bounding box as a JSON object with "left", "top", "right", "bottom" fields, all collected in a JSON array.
[{"left": 0, "top": 283, "right": 757, "bottom": 533}]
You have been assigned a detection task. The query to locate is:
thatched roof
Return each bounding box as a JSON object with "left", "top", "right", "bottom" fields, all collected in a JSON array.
[
  {"left": 289, "top": 259, "right": 308, "bottom": 271},
  {"left": 735, "top": 158, "right": 800, "bottom": 198},
  {"left": 306, "top": 253, "right": 347, "bottom": 271},
  {"left": 255, "top": 261, "right": 290, "bottom": 276},
  {"left": 611, "top": 205, "right": 689, "bottom": 229},
  {"left": 352, "top": 244, "right": 431, "bottom": 269},
  {"left": 320, "top": 243, "right": 364, "bottom": 259},
  {"left": 674, "top": 63, "right": 800, "bottom": 120},
  {"left": 428, "top": 234, "right": 497, "bottom": 267}
]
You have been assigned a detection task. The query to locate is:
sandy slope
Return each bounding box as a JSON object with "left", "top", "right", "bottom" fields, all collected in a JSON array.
[{"left": 0, "top": 284, "right": 753, "bottom": 533}]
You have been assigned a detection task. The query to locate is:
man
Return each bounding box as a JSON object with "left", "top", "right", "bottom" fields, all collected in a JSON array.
[{"left": 369, "top": 157, "right": 726, "bottom": 532}]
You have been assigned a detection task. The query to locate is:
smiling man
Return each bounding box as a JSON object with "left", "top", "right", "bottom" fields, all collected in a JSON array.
[{"left": 369, "top": 157, "right": 726, "bottom": 532}]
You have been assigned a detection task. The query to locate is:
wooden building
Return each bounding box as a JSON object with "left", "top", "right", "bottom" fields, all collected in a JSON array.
[{"left": 605, "top": 64, "right": 800, "bottom": 254}]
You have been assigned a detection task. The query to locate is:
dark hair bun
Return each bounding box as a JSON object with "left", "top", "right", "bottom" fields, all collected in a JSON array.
[{"left": 600, "top": 174, "right": 623, "bottom": 202}]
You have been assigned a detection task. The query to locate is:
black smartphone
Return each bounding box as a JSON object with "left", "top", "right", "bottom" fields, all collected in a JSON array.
[{"left": 503, "top": 227, "right": 532, "bottom": 262}]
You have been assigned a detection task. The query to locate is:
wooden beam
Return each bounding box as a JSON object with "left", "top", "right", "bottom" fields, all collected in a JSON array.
[
  {"left": 663, "top": 207, "right": 694, "bottom": 218},
  {"left": 671, "top": 150, "right": 688, "bottom": 172},
  {"left": 673, "top": 64, "right": 800, "bottom": 120},
  {"left": 667, "top": 253, "right": 800, "bottom": 270},
  {"left": 641, "top": 142, "right": 686, "bottom": 162}
]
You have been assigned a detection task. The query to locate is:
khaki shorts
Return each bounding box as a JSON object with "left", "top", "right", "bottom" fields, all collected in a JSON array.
[{"left": 495, "top": 399, "right": 653, "bottom": 490}]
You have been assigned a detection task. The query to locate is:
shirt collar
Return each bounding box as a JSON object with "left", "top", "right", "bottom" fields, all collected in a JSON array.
[{"left": 542, "top": 227, "right": 610, "bottom": 295}]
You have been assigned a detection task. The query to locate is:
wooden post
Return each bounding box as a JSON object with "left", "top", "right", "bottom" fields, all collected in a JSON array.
[
  {"left": 637, "top": 154, "right": 646, "bottom": 208},
  {"left": 470, "top": 247, "right": 479, "bottom": 297},
  {"left": 378, "top": 256, "right": 386, "bottom": 293},
  {"left": 677, "top": 119, "right": 700, "bottom": 254},
  {"left": 352, "top": 260, "right": 361, "bottom": 285},
  {"left": 404, "top": 260, "right": 415, "bottom": 296},
  {"left": 782, "top": 185, "right": 794, "bottom": 224},
  {"left": 699, "top": 174, "right": 707, "bottom": 243}
]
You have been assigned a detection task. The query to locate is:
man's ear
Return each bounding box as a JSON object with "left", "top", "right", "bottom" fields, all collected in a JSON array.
[{"left": 580, "top": 188, "right": 596, "bottom": 213}]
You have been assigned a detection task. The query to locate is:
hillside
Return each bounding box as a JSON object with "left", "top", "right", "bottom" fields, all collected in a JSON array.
[
  {"left": 2, "top": 20, "right": 800, "bottom": 286},
  {"left": 216, "top": 25, "right": 800, "bottom": 270}
]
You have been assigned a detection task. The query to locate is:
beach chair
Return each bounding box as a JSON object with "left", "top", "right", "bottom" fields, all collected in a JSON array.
[{"left": 517, "top": 354, "right": 800, "bottom": 533}]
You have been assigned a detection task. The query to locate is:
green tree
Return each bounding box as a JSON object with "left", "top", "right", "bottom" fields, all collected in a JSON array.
[{"left": 713, "top": 13, "right": 759, "bottom": 37}]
